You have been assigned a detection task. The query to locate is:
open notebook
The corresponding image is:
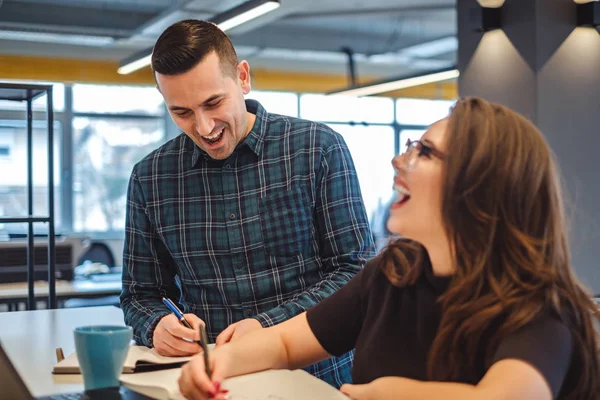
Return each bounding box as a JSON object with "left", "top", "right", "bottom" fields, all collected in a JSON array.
[
  {"left": 120, "top": 368, "right": 349, "bottom": 400},
  {"left": 52, "top": 345, "right": 197, "bottom": 374}
]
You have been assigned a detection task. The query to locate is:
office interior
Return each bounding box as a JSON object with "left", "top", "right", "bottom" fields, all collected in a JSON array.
[
  {"left": 0, "top": 0, "right": 598, "bottom": 311},
  {"left": 2, "top": 0, "right": 600, "bottom": 398}
]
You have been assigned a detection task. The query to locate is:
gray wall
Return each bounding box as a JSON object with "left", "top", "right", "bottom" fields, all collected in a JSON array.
[{"left": 457, "top": 0, "right": 600, "bottom": 294}]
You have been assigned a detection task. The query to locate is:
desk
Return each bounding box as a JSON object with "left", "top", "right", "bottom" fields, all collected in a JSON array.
[
  {"left": 0, "top": 306, "right": 126, "bottom": 397},
  {"left": 0, "top": 279, "right": 122, "bottom": 310}
]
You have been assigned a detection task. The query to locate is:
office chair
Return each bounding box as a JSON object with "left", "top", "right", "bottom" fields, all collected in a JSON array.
[
  {"left": 64, "top": 241, "right": 120, "bottom": 309},
  {"left": 77, "top": 241, "right": 115, "bottom": 267}
]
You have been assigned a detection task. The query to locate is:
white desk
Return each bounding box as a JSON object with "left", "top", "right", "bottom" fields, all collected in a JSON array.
[
  {"left": 0, "top": 306, "right": 126, "bottom": 397},
  {"left": 0, "top": 279, "right": 121, "bottom": 299},
  {"left": 0, "top": 279, "right": 122, "bottom": 310}
]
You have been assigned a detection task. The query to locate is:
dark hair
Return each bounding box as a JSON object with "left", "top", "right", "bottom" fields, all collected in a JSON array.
[
  {"left": 151, "top": 19, "right": 239, "bottom": 77},
  {"left": 380, "top": 97, "right": 600, "bottom": 398}
]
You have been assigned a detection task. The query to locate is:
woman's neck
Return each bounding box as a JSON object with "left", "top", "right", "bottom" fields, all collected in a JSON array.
[{"left": 423, "top": 235, "right": 455, "bottom": 276}]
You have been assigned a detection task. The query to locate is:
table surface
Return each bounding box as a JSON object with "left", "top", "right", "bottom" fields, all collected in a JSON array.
[
  {"left": 0, "top": 278, "right": 122, "bottom": 300},
  {"left": 0, "top": 306, "right": 126, "bottom": 397}
]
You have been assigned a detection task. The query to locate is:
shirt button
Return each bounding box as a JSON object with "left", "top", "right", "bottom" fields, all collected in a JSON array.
[
  {"left": 224, "top": 163, "right": 231, "bottom": 169},
  {"left": 245, "top": 310, "right": 252, "bottom": 318},
  {"left": 229, "top": 213, "right": 236, "bottom": 220},
  {"left": 237, "top": 263, "right": 244, "bottom": 270}
]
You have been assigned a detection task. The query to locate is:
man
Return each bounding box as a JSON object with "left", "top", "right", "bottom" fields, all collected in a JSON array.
[{"left": 120, "top": 19, "right": 374, "bottom": 388}]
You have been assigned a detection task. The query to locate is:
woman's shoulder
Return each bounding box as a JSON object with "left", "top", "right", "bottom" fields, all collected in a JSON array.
[{"left": 361, "top": 240, "right": 430, "bottom": 290}]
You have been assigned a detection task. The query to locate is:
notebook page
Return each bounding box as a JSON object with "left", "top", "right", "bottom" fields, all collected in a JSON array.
[
  {"left": 121, "top": 368, "right": 349, "bottom": 400},
  {"left": 223, "top": 369, "right": 349, "bottom": 400}
]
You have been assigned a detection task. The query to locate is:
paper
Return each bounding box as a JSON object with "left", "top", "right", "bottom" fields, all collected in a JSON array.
[
  {"left": 223, "top": 370, "right": 349, "bottom": 400},
  {"left": 120, "top": 368, "right": 348, "bottom": 400},
  {"left": 120, "top": 368, "right": 184, "bottom": 400}
]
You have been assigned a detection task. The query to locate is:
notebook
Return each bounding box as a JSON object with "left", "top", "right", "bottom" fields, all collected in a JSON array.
[
  {"left": 120, "top": 368, "right": 349, "bottom": 400},
  {"left": 52, "top": 345, "right": 196, "bottom": 374}
]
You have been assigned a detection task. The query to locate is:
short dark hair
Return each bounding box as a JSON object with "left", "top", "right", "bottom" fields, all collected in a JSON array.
[{"left": 151, "top": 19, "right": 239, "bottom": 77}]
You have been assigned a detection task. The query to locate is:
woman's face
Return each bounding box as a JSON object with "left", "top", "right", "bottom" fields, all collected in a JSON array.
[{"left": 387, "top": 118, "right": 448, "bottom": 243}]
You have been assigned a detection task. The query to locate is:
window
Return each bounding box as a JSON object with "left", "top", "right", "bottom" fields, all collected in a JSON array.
[
  {"left": 0, "top": 121, "right": 62, "bottom": 233},
  {"left": 71, "top": 84, "right": 167, "bottom": 234},
  {"left": 396, "top": 98, "right": 455, "bottom": 126},
  {"left": 301, "top": 94, "right": 394, "bottom": 124},
  {"left": 0, "top": 129, "right": 14, "bottom": 158},
  {"left": 245, "top": 91, "right": 298, "bottom": 117},
  {"left": 72, "top": 117, "right": 165, "bottom": 233},
  {"left": 73, "top": 84, "right": 164, "bottom": 116},
  {"left": 327, "top": 124, "right": 396, "bottom": 227}
]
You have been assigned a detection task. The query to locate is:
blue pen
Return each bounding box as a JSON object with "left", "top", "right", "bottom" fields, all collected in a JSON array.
[{"left": 162, "top": 297, "right": 204, "bottom": 348}]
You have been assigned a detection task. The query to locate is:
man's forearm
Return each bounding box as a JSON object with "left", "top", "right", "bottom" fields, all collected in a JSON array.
[{"left": 120, "top": 285, "right": 173, "bottom": 347}]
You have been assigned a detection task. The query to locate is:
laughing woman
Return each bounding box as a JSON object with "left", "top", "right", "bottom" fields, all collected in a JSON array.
[{"left": 178, "top": 97, "right": 600, "bottom": 400}]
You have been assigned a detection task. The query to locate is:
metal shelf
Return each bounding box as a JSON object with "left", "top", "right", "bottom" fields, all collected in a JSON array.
[
  {"left": 0, "top": 83, "right": 53, "bottom": 102},
  {"left": 0, "top": 216, "right": 51, "bottom": 223},
  {"left": 0, "top": 82, "right": 56, "bottom": 310}
]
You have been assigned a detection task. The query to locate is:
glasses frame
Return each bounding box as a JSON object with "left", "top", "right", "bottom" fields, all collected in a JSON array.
[{"left": 403, "top": 138, "right": 446, "bottom": 170}]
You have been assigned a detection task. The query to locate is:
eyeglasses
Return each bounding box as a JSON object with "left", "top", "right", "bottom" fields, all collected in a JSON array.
[{"left": 402, "top": 138, "right": 446, "bottom": 170}]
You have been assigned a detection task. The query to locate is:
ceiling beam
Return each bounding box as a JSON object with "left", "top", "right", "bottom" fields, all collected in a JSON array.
[
  {"left": 231, "top": 25, "right": 452, "bottom": 55},
  {"left": 0, "top": 1, "right": 159, "bottom": 34},
  {"left": 284, "top": 4, "right": 455, "bottom": 20}
]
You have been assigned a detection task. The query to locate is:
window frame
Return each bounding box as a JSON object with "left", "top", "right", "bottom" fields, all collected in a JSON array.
[{"left": 0, "top": 84, "right": 453, "bottom": 240}]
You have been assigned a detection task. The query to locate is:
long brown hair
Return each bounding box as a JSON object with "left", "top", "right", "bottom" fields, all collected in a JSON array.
[{"left": 380, "top": 97, "right": 600, "bottom": 398}]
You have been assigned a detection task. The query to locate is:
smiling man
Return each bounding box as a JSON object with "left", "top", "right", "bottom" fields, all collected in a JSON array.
[{"left": 119, "top": 20, "right": 374, "bottom": 388}]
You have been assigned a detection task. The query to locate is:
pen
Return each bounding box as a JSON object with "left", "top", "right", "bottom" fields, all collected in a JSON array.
[
  {"left": 199, "top": 324, "right": 211, "bottom": 379},
  {"left": 162, "top": 297, "right": 204, "bottom": 348}
]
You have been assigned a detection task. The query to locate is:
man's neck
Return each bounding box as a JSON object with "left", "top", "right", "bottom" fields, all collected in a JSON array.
[{"left": 244, "top": 111, "right": 257, "bottom": 138}]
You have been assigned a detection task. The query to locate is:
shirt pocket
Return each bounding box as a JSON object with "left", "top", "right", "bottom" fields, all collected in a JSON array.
[{"left": 259, "top": 186, "right": 313, "bottom": 257}]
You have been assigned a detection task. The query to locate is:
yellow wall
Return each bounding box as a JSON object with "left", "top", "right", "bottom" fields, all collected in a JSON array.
[{"left": 0, "top": 55, "right": 457, "bottom": 99}]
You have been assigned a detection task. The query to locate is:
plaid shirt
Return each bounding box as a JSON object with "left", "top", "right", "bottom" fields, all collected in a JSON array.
[{"left": 120, "top": 100, "right": 374, "bottom": 387}]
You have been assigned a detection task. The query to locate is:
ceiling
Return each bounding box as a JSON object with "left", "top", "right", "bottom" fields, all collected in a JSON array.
[{"left": 0, "top": 0, "right": 457, "bottom": 79}]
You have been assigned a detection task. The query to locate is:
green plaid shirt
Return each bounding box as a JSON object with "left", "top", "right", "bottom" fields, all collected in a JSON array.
[{"left": 120, "top": 100, "right": 374, "bottom": 387}]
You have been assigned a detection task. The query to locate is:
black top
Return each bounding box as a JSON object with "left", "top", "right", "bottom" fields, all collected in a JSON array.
[{"left": 306, "top": 255, "right": 574, "bottom": 398}]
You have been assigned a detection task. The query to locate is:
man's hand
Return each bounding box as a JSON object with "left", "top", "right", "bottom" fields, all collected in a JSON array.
[
  {"left": 215, "top": 318, "right": 262, "bottom": 346},
  {"left": 153, "top": 313, "right": 205, "bottom": 356}
]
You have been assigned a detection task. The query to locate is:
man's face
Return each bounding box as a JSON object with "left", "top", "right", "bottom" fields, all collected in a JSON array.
[{"left": 156, "top": 52, "right": 252, "bottom": 160}]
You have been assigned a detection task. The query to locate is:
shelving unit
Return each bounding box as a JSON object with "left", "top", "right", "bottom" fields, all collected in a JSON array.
[{"left": 0, "top": 82, "right": 56, "bottom": 310}]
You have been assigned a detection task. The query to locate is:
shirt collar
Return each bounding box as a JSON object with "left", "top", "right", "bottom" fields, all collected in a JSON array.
[
  {"left": 191, "top": 99, "right": 268, "bottom": 167},
  {"left": 422, "top": 251, "right": 453, "bottom": 294}
]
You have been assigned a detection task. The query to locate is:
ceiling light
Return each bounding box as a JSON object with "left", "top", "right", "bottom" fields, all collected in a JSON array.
[
  {"left": 117, "top": 52, "right": 152, "bottom": 75},
  {"left": 475, "top": 0, "right": 505, "bottom": 32},
  {"left": 0, "top": 30, "right": 114, "bottom": 46},
  {"left": 327, "top": 67, "right": 459, "bottom": 97},
  {"left": 117, "top": 0, "right": 281, "bottom": 75},
  {"left": 215, "top": 0, "right": 280, "bottom": 31},
  {"left": 476, "top": 0, "right": 505, "bottom": 7},
  {"left": 575, "top": 0, "right": 600, "bottom": 28}
]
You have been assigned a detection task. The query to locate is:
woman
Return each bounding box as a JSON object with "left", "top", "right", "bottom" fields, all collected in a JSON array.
[{"left": 178, "top": 97, "right": 600, "bottom": 399}]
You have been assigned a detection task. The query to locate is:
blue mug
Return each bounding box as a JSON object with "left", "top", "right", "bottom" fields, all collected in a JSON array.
[{"left": 74, "top": 325, "right": 132, "bottom": 391}]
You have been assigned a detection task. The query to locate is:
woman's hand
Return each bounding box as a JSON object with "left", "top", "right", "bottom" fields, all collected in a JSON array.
[
  {"left": 340, "top": 377, "right": 403, "bottom": 400},
  {"left": 178, "top": 346, "right": 232, "bottom": 400},
  {"left": 340, "top": 380, "right": 382, "bottom": 400}
]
